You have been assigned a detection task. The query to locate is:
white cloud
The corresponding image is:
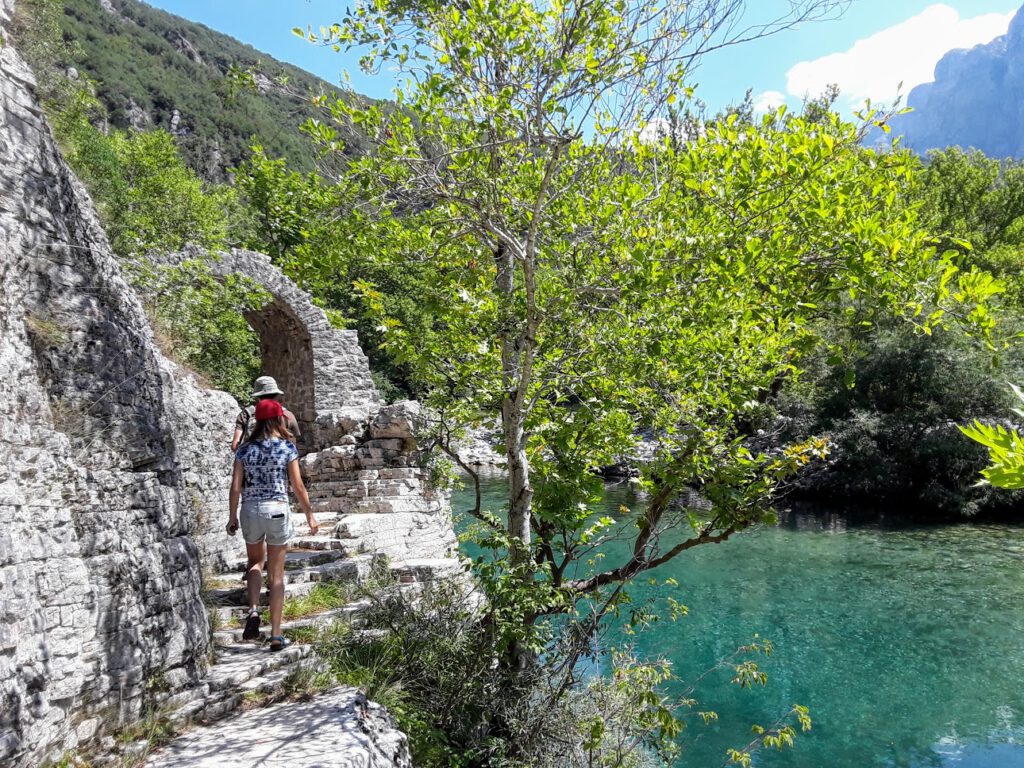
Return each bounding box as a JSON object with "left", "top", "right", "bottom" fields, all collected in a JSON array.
[
  {"left": 751, "top": 90, "right": 787, "bottom": 114},
  {"left": 785, "top": 4, "right": 1013, "bottom": 109},
  {"left": 637, "top": 117, "right": 671, "bottom": 144}
]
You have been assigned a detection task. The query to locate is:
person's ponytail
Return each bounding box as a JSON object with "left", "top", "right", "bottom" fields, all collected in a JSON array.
[{"left": 243, "top": 414, "right": 294, "bottom": 446}]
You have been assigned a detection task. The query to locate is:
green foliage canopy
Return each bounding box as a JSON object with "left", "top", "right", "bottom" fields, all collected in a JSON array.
[
  {"left": 304, "top": 0, "right": 999, "bottom": 647},
  {"left": 129, "top": 259, "right": 268, "bottom": 401},
  {"left": 917, "top": 147, "right": 1024, "bottom": 307},
  {"left": 54, "top": 106, "right": 231, "bottom": 256}
]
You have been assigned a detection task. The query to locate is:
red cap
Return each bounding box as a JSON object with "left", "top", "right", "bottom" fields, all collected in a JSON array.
[{"left": 255, "top": 399, "right": 284, "bottom": 420}]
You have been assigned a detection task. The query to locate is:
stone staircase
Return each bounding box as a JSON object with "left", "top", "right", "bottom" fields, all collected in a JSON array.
[
  {"left": 139, "top": 399, "right": 465, "bottom": 758},
  {"left": 154, "top": 507, "right": 463, "bottom": 732}
]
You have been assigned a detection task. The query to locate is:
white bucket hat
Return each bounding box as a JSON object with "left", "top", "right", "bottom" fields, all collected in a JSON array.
[{"left": 251, "top": 375, "right": 284, "bottom": 399}]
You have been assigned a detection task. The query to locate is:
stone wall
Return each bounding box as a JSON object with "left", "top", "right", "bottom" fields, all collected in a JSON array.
[
  {"left": 0, "top": 5, "right": 457, "bottom": 763},
  {"left": 301, "top": 400, "right": 457, "bottom": 563},
  {"left": 0, "top": 8, "right": 240, "bottom": 764}
]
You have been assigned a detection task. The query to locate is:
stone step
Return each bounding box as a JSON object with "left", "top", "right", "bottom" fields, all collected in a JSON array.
[
  {"left": 291, "top": 519, "right": 346, "bottom": 534},
  {"left": 167, "top": 643, "right": 315, "bottom": 726},
  {"left": 207, "top": 643, "right": 315, "bottom": 693},
  {"left": 309, "top": 496, "right": 442, "bottom": 515},
  {"left": 287, "top": 535, "right": 353, "bottom": 552},
  {"left": 145, "top": 686, "right": 412, "bottom": 768},
  {"left": 212, "top": 600, "right": 373, "bottom": 645},
  {"left": 306, "top": 484, "right": 422, "bottom": 502},
  {"left": 390, "top": 557, "right": 466, "bottom": 583},
  {"left": 220, "top": 547, "right": 350, "bottom": 574},
  {"left": 209, "top": 579, "right": 320, "bottom": 612},
  {"left": 172, "top": 658, "right": 324, "bottom": 727},
  {"left": 291, "top": 510, "right": 343, "bottom": 521},
  {"left": 207, "top": 557, "right": 369, "bottom": 606}
]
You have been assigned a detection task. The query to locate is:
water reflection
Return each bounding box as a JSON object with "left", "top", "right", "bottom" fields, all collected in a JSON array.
[{"left": 452, "top": 478, "right": 1024, "bottom": 768}]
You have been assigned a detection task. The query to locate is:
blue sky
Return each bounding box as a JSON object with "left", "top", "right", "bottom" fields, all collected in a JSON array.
[{"left": 148, "top": 0, "right": 1023, "bottom": 113}]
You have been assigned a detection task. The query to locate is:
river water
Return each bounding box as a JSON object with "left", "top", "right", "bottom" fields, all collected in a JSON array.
[{"left": 451, "top": 477, "right": 1024, "bottom": 767}]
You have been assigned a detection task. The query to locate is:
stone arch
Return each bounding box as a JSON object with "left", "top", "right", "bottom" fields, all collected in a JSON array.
[
  {"left": 162, "top": 247, "right": 380, "bottom": 449},
  {"left": 243, "top": 296, "right": 317, "bottom": 437}
]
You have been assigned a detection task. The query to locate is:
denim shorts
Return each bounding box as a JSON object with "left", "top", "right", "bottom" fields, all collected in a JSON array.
[{"left": 240, "top": 499, "right": 293, "bottom": 546}]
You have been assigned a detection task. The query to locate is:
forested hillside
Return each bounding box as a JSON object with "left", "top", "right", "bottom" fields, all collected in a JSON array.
[{"left": 55, "top": 0, "right": 356, "bottom": 176}]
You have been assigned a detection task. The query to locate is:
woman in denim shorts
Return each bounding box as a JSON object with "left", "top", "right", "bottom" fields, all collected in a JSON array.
[{"left": 227, "top": 398, "right": 319, "bottom": 650}]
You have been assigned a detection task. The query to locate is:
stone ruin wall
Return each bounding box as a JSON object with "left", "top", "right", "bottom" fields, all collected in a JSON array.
[
  {"left": 0, "top": 10, "right": 454, "bottom": 767},
  {"left": 161, "top": 244, "right": 382, "bottom": 454}
]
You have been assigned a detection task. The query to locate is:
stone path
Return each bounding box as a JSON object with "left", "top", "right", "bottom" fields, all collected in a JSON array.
[
  {"left": 145, "top": 686, "right": 411, "bottom": 767},
  {"left": 139, "top": 507, "right": 462, "bottom": 765}
]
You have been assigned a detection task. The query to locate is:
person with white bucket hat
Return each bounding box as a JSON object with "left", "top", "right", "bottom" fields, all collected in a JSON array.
[{"left": 231, "top": 375, "right": 301, "bottom": 451}]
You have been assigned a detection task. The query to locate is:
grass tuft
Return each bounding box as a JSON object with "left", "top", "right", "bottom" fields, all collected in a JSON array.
[{"left": 279, "top": 581, "right": 358, "bottom": 622}]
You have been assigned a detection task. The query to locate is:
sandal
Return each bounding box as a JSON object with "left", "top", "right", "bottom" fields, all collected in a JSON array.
[
  {"left": 269, "top": 635, "right": 291, "bottom": 652},
  {"left": 242, "top": 609, "right": 261, "bottom": 641}
]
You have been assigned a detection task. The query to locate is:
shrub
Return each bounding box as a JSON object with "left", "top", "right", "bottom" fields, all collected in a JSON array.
[
  {"left": 778, "top": 324, "right": 1024, "bottom": 516},
  {"left": 129, "top": 258, "right": 268, "bottom": 401},
  {"left": 309, "top": 574, "right": 803, "bottom": 768}
]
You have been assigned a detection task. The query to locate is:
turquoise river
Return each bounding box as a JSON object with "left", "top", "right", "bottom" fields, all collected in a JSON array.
[{"left": 451, "top": 477, "right": 1024, "bottom": 768}]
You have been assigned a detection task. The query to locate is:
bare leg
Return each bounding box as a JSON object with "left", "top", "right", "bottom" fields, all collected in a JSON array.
[
  {"left": 267, "top": 544, "right": 287, "bottom": 638},
  {"left": 245, "top": 541, "right": 266, "bottom": 612}
]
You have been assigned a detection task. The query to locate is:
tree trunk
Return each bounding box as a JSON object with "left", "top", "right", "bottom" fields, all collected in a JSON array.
[
  {"left": 494, "top": 239, "right": 533, "bottom": 557},
  {"left": 503, "top": 399, "right": 532, "bottom": 552}
]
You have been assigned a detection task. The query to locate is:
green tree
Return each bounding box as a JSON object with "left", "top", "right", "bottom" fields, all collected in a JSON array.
[
  {"left": 52, "top": 113, "right": 232, "bottom": 256},
  {"left": 233, "top": 144, "right": 340, "bottom": 262},
  {"left": 916, "top": 148, "right": 1002, "bottom": 250},
  {"left": 105, "top": 129, "right": 230, "bottom": 255},
  {"left": 233, "top": 144, "right": 439, "bottom": 398},
  {"left": 916, "top": 148, "right": 1024, "bottom": 306},
  {"left": 295, "top": 1, "right": 1000, "bottom": 762},
  {"left": 775, "top": 322, "right": 1022, "bottom": 516}
]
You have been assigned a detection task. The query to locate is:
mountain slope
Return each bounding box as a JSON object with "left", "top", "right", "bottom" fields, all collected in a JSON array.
[
  {"left": 891, "top": 3, "right": 1024, "bottom": 158},
  {"left": 59, "top": 0, "right": 356, "bottom": 176}
]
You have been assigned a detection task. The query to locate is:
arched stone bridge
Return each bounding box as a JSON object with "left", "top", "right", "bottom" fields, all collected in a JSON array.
[
  {"left": 162, "top": 245, "right": 457, "bottom": 562},
  {"left": 166, "top": 246, "right": 379, "bottom": 450}
]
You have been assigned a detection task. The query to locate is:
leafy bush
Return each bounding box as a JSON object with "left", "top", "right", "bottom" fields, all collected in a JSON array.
[
  {"left": 961, "top": 383, "right": 1024, "bottom": 489},
  {"left": 129, "top": 258, "right": 267, "bottom": 401},
  {"left": 778, "top": 324, "right": 1024, "bottom": 516},
  {"left": 56, "top": 117, "right": 232, "bottom": 256},
  {"left": 233, "top": 146, "right": 439, "bottom": 398},
  {"left": 313, "top": 579, "right": 698, "bottom": 768}
]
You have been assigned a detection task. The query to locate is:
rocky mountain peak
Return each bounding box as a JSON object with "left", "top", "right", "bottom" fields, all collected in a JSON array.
[{"left": 891, "top": 3, "right": 1024, "bottom": 157}]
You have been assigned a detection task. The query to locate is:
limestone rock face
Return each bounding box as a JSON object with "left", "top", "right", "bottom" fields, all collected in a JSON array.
[
  {"left": 165, "top": 31, "right": 204, "bottom": 66},
  {"left": 143, "top": 687, "right": 413, "bottom": 768},
  {"left": 0, "top": 5, "right": 453, "bottom": 764},
  {"left": 454, "top": 422, "right": 505, "bottom": 467},
  {"left": 0, "top": 5, "right": 239, "bottom": 764},
  {"left": 125, "top": 97, "right": 150, "bottom": 131},
  {"left": 369, "top": 400, "right": 422, "bottom": 439},
  {"left": 891, "top": 5, "right": 1024, "bottom": 157}
]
